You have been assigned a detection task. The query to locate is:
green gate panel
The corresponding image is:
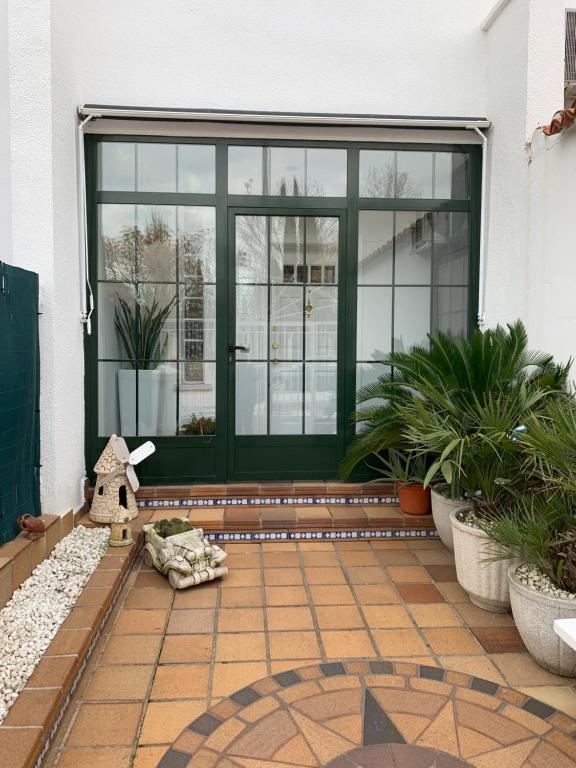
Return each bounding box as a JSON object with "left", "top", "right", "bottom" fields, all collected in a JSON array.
[{"left": 0, "top": 260, "right": 40, "bottom": 544}]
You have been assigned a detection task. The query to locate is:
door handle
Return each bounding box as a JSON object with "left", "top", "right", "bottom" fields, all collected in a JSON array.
[{"left": 228, "top": 344, "right": 250, "bottom": 353}]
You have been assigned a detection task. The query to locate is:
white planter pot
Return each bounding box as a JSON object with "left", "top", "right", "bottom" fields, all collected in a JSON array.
[
  {"left": 118, "top": 368, "right": 161, "bottom": 436},
  {"left": 451, "top": 510, "right": 513, "bottom": 612},
  {"left": 509, "top": 565, "right": 576, "bottom": 677},
  {"left": 431, "top": 486, "right": 471, "bottom": 551}
]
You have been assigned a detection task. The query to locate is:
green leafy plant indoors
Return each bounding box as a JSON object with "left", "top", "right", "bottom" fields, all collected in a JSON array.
[
  {"left": 114, "top": 291, "right": 177, "bottom": 370},
  {"left": 179, "top": 415, "right": 216, "bottom": 436},
  {"left": 153, "top": 518, "right": 194, "bottom": 538}
]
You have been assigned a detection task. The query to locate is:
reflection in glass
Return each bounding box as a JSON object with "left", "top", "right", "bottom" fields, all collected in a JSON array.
[
  {"left": 270, "top": 147, "right": 305, "bottom": 196},
  {"left": 178, "top": 207, "right": 216, "bottom": 283},
  {"left": 355, "top": 362, "right": 390, "bottom": 431},
  {"left": 236, "top": 363, "right": 267, "bottom": 435},
  {"left": 97, "top": 282, "right": 135, "bottom": 360},
  {"left": 99, "top": 143, "right": 135, "bottom": 191},
  {"left": 394, "top": 287, "right": 430, "bottom": 352},
  {"left": 305, "top": 149, "right": 347, "bottom": 196},
  {"left": 136, "top": 206, "right": 176, "bottom": 281},
  {"left": 271, "top": 216, "right": 304, "bottom": 283},
  {"left": 179, "top": 362, "right": 216, "bottom": 435},
  {"left": 357, "top": 287, "right": 392, "bottom": 360},
  {"left": 137, "top": 143, "right": 177, "bottom": 192},
  {"left": 395, "top": 211, "right": 432, "bottom": 285},
  {"left": 434, "top": 153, "right": 469, "bottom": 199},
  {"left": 236, "top": 215, "right": 268, "bottom": 283},
  {"left": 433, "top": 212, "right": 469, "bottom": 285},
  {"left": 305, "top": 217, "right": 338, "bottom": 281},
  {"left": 305, "top": 286, "right": 337, "bottom": 360},
  {"left": 433, "top": 287, "right": 468, "bottom": 338},
  {"left": 305, "top": 363, "right": 337, "bottom": 434},
  {"left": 236, "top": 285, "right": 267, "bottom": 360},
  {"left": 396, "top": 151, "right": 433, "bottom": 198},
  {"left": 271, "top": 286, "right": 303, "bottom": 360},
  {"left": 98, "top": 361, "right": 135, "bottom": 437},
  {"left": 177, "top": 145, "right": 215, "bottom": 193},
  {"left": 270, "top": 363, "right": 303, "bottom": 434},
  {"left": 181, "top": 283, "right": 216, "bottom": 365},
  {"left": 129, "top": 284, "right": 177, "bottom": 361},
  {"left": 228, "top": 146, "right": 264, "bottom": 195},
  {"left": 136, "top": 365, "right": 165, "bottom": 436},
  {"left": 98, "top": 204, "right": 136, "bottom": 281},
  {"left": 359, "top": 150, "right": 396, "bottom": 197},
  {"left": 357, "top": 211, "right": 393, "bottom": 285}
]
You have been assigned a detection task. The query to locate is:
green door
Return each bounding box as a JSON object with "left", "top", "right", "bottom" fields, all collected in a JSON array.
[{"left": 228, "top": 209, "right": 349, "bottom": 480}]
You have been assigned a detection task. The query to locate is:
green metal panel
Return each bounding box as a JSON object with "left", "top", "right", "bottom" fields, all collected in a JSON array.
[{"left": 0, "top": 260, "right": 40, "bottom": 544}]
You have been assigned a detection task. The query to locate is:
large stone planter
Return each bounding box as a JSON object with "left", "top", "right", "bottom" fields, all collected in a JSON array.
[
  {"left": 451, "top": 510, "right": 513, "bottom": 612},
  {"left": 509, "top": 565, "right": 576, "bottom": 676},
  {"left": 431, "top": 487, "right": 471, "bottom": 551}
]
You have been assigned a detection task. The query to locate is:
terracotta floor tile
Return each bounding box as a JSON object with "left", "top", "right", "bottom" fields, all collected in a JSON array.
[
  {"left": 264, "top": 568, "right": 304, "bottom": 586},
  {"left": 408, "top": 604, "right": 463, "bottom": 627},
  {"left": 150, "top": 664, "right": 210, "bottom": 699},
  {"left": 221, "top": 569, "right": 262, "bottom": 588},
  {"left": 67, "top": 703, "right": 143, "bottom": 746},
  {"left": 297, "top": 542, "right": 335, "bottom": 551},
  {"left": 423, "top": 627, "right": 483, "bottom": 654},
  {"left": 471, "top": 626, "right": 526, "bottom": 653},
  {"left": 361, "top": 605, "right": 414, "bottom": 628},
  {"left": 309, "top": 584, "right": 355, "bottom": 605},
  {"left": 133, "top": 570, "right": 172, "bottom": 589},
  {"left": 267, "top": 606, "right": 314, "bottom": 630},
  {"left": 262, "top": 551, "right": 299, "bottom": 568},
  {"left": 46, "top": 628, "right": 91, "bottom": 657},
  {"left": 160, "top": 634, "right": 213, "bottom": 664},
  {"left": 321, "top": 630, "right": 377, "bottom": 658},
  {"left": 345, "top": 566, "right": 388, "bottom": 584},
  {"left": 215, "top": 632, "right": 267, "bottom": 661},
  {"left": 396, "top": 583, "right": 445, "bottom": 603},
  {"left": 300, "top": 551, "right": 340, "bottom": 566},
  {"left": 491, "top": 653, "right": 576, "bottom": 686},
  {"left": 372, "top": 628, "right": 429, "bottom": 656},
  {"left": 166, "top": 608, "right": 215, "bottom": 634},
  {"left": 123, "top": 588, "right": 173, "bottom": 610},
  {"left": 374, "top": 550, "right": 419, "bottom": 565},
  {"left": 75, "top": 587, "right": 112, "bottom": 608},
  {"left": 387, "top": 566, "right": 432, "bottom": 583},
  {"left": 85, "top": 570, "right": 119, "bottom": 588},
  {"left": 338, "top": 550, "right": 380, "bottom": 567},
  {"left": 85, "top": 665, "right": 154, "bottom": 701},
  {"left": 425, "top": 565, "right": 459, "bottom": 582},
  {"left": 218, "top": 607, "right": 265, "bottom": 632},
  {"left": 337, "top": 541, "right": 373, "bottom": 550},
  {"left": 438, "top": 655, "right": 506, "bottom": 684},
  {"left": 305, "top": 567, "right": 347, "bottom": 585},
  {"left": 518, "top": 686, "right": 576, "bottom": 718},
  {"left": 57, "top": 748, "right": 132, "bottom": 767},
  {"left": 352, "top": 584, "right": 401, "bottom": 606},
  {"left": 133, "top": 746, "right": 168, "bottom": 767},
  {"left": 455, "top": 603, "right": 515, "bottom": 627},
  {"left": 269, "top": 631, "right": 321, "bottom": 660},
  {"left": 114, "top": 609, "right": 168, "bottom": 635},
  {"left": 139, "top": 699, "right": 206, "bottom": 744},
  {"left": 101, "top": 635, "right": 162, "bottom": 666},
  {"left": 27, "top": 655, "right": 77, "bottom": 688},
  {"left": 437, "top": 581, "right": 470, "bottom": 603},
  {"left": 220, "top": 586, "right": 264, "bottom": 607},
  {"left": 61, "top": 606, "right": 102, "bottom": 630},
  {"left": 370, "top": 541, "right": 408, "bottom": 550},
  {"left": 265, "top": 585, "right": 309, "bottom": 606},
  {"left": 412, "top": 548, "right": 455, "bottom": 565},
  {"left": 315, "top": 605, "right": 364, "bottom": 629},
  {"left": 3, "top": 687, "right": 61, "bottom": 727},
  {"left": 212, "top": 662, "right": 268, "bottom": 697},
  {"left": 261, "top": 541, "right": 297, "bottom": 551},
  {"left": 225, "top": 553, "right": 263, "bottom": 569},
  {"left": 172, "top": 585, "right": 219, "bottom": 609}
]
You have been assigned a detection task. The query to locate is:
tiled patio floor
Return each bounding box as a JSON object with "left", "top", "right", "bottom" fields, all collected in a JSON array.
[{"left": 44, "top": 538, "right": 576, "bottom": 767}]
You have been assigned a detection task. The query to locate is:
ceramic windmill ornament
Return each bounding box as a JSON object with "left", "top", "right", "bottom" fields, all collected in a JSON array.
[{"left": 89, "top": 434, "right": 155, "bottom": 524}]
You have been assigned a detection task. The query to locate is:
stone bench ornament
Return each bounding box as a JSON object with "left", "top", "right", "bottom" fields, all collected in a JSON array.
[{"left": 142, "top": 520, "right": 228, "bottom": 589}]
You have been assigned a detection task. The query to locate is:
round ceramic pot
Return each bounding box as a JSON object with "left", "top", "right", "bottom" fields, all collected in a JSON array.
[
  {"left": 397, "top": 484, "right": 431, "bottom": 516},
  {"left": 451, "top": 510, "right": 513, "bottom": 612},
  {"left": 431, "top": 486, "right": 471, "bottom": 551},
  {"left": 509, "top": 565, "right": 576, "bottom": 676}
]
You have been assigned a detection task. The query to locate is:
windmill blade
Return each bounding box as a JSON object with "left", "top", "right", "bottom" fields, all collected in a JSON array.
[
  {"left": 112, "top": 436, "right": 130, "bottom": 464},
  {"left": 126, "top": 464, "right": 140, "bottom": 492},
  {"left": 129, "top": 440, "right": 156, "bottom": 466}
]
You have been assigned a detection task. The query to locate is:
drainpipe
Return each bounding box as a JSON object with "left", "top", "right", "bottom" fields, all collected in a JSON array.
[
  {"left": 471, "top": 126, "right": 488, "bottom": 330},
  {"left": 77, "top": 113, "right": 94, "bottom": 334}
]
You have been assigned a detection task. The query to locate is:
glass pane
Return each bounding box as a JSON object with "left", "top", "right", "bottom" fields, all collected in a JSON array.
[
  {"left": 359, "top": 150, "right": 396, "bottom": 197},
  {"left": 434, "top": 152, "right": 469, "bottom": 199},
  {"left": 178, "top": 207, "right": 216, "bottom": 283},
  {"left": 305, "top": 286, "right": 337, "bottom": 360},
  {"left": 396, "top": 151, "right": 433, "bottom": 198},
  {"left": 357, "top": 211, "right": 393, "bottom": 285},
  {"left": 228, "top": 146, "right": 264, "bottom": 195},
  {"left": 134, "top": 365, "right": 164, "bottom": 436},
  {"left": 135, "top": 205, "right": 176, "bottom": 281},
  {"left": 271, "top": 286, "right": 303, "bottom": 361},
  {"left": 99, "top": 143, "right": 135, "bottom": 191},
  {"left": 98, "top": 204, "right": 136, "bottom": 281},
  {"left": 433, "top": 287, "right": 468, "bottom": 338},
  {"left": 306, "top": 217, "right": 338, "bottom": 282},
  {"left": 270, "top": 362, "right": 303, "bottom": 434},
  {"left": 236, "top": 215, "right": 268, "bottom": 283},
  {"left": 136, "top": 143, "right": 176, "bottom": 192},
  {"left": 433, "top": 212, "right": 469, "bottom": 285},
  {"left": 357, "top": 287, "right": 392, "bottom": 360},
  {"left": 236, "top": 285, "right": 267, "bottom": 359},
  {"left": 179, "top": 361, "right": 216, "bottom": 435},
  {"left": 236, "top": 362, "right": 267, "bottom": 435},
  {"left": 305, "top": 149, "right": 347, "bottom": 196},
  {"left": 305, "top": 362, "right": 337, "bottom": 434},
  {"left": 355, "top": 362, "right": 390, "bottom": 431},
  {"left": 133, "top": 284, "right": 177, "bottom": 360},
  {"left": 269, "top": 147, "right": 305, "bottom": 196},
  {"left": 270, "top": 216, "right": 304, "bottom": 283},
  {"left": 98, "top": 361, "right": 135, "bottom": 437},
  {"left": 181, "top": 283, "right": 216, "bottom": 362},
  {"left": 395, "top": 212, "right": 432, "bottom": 285},
  {"left": 177, "top": 145, "right": 215, "bottom": 193},
  {"left": 394, "top": 287, "right": 430, "bottom": 352},
  {"left": 97, "top": 282, "right": 135, "bottom": 360}
]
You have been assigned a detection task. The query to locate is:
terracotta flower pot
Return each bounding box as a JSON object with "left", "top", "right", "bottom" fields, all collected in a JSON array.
[{"left": 397, "top": 483, "right": 431, "bottom": 516}]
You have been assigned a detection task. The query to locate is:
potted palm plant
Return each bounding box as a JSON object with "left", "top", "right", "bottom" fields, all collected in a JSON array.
[{"left": 371, "top": 450, "right": 431, "bottom": 516}]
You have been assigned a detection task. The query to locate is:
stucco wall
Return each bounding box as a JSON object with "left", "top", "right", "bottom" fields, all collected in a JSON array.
[{"left": 0, "top": 2, "right": 12, "bottom": 266}]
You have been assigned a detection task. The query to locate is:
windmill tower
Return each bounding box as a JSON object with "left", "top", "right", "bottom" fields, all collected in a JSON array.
[{"left": 89, "top": 435, "right": 155, "bottom": 524}]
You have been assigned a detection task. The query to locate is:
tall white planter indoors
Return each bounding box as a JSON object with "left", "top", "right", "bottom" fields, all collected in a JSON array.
[
  {"left": 118, "top": 368, "right": 162, "bottom": 436},
  {"left": 451, "top": 510, "right": 514, "bottom": 612},
  {"left": 430, "top": 486, "right": 471, "bottom": 551}
]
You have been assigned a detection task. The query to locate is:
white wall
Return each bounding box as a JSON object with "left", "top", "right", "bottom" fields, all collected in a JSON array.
[{"left": 0, "top": 2, "right": 12, "bottom": 265}]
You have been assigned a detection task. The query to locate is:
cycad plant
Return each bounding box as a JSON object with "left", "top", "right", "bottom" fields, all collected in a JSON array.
[{"left": 114, "top": 291, "right": 177, "bottom": 369}]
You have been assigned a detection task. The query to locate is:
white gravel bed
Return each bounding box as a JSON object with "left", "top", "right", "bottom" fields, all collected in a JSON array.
[
  {"left": 0, "top": 525, "right": 110, "bottom": 724},
  {"left": 515, "top": 563, "right": 576, "bottom": 600}
]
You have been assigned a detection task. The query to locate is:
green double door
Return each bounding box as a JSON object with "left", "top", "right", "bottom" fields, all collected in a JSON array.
[{"left": 225, "top": 208, "right": 351, "bottom": 480}]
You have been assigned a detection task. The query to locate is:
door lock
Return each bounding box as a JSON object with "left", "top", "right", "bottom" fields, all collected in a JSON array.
[{"left": 228, "top": 344, "right": 250, "bottom": 353}]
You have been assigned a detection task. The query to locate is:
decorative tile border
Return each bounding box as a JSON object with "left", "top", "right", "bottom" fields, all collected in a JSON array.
[
  {"left": 139, "top": 495, "right": 399, "bottom": 508},
  {"left": 204, "top": 528, "right": 438, "bottom": 541}
]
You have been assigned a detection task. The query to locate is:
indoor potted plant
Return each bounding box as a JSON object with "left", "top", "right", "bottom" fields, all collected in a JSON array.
[{"left": 372, "top": 450, "right": 431, "bottom": 516}]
